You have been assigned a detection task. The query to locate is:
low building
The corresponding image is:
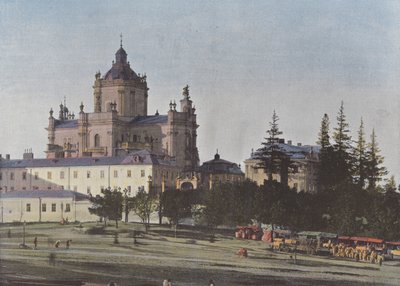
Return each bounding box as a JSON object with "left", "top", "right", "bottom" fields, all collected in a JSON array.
[
  {"left": 0, "top": 190, "right": 97, "bottom": 223},
  {"left": 244, "top": 141, "right": 319, "bottom": 192},
  {"left": 0, "top": 150, "right": 179, "bottom": 196},
  {"left": 197, "top": 152, "right": 245, "bottom": 190}
]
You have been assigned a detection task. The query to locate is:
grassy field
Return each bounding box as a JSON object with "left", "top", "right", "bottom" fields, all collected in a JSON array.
[{"left": 0, "top": 222, "right": 399, "bottom": 286}]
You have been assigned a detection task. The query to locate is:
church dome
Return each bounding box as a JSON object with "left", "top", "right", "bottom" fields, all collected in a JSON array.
[{"left": 103, "top": 46, "right": 138, "bottom": 81}]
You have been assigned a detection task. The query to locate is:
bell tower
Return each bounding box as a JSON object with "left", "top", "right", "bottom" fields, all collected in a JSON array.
[{"left": 93, "top": 37, "right": 148, "bottom": 117}]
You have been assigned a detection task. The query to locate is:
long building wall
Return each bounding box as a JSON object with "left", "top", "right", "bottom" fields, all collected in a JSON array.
[{"left": 0, "top": 163, "right": 179, "bottom": 196}]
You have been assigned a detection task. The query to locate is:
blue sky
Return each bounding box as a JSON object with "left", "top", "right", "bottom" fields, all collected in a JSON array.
[{"left": 0, "top": 0, "right": 399, "bottom": 181}]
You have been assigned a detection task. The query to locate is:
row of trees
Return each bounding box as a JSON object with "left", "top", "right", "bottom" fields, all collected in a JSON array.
[{"left": 88, "top": 102, "right": 400, "bottom": 240}]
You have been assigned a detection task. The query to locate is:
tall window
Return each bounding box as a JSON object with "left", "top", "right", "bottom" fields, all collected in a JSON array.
[
  {"left": 26, "top": 203, "right": 31, "bottom": 212},
  {"left": 47, "top": 172, "right": 52, "bottom": 180},
  {"left": 73, "top": 171, "right": 78, "bottom": 179},
  {"left": 94, "top": 134, "right": 100, "bottom": 147},
  {"left": 87, "top": 171, "right": 91, "bottom": 178},
  {"left": 65, "top": 203, "right": 71, "bottom": 212},
  {"left": 100, "top": 170, "right": 105, "bottom": 178},
  {"left": 114, "top": 170, "right": 118, "bottom": 178},
  {"left": 42, "top": 203, "right": 46, "bottom": 212},
  {"left": 60, "top": 171, "right": 65, "bottom": 179},
  {"left": 127, "top": 170, "right": 132, "bottom": 178},
  {"left": 22, "top": 172, "right": 27, "bottom": 180},
  {"left": 34, "top": 172, "right": 39, "bottom": 180},
  {"left": 10, "top": 172, "right": 14, "bottom": 180},
  {"left": 51, "top": 203, "right": 56, "bottom": 212},
  {"left": 141, "top": 170, "right": 145, "bottom": 177}
]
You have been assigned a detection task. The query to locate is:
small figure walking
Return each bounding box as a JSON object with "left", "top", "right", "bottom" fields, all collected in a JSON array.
[
  {"left": 33, "top": 236, "right": 38, "bottom": 250},
  {"left": 7, "top": 229, "right": 11, "bottom": 238},
  {"left": 54, "top": 240, "right": 61, "bottom": 248},
  {"left": 66, "top": 239, "right": 71, "bottom": 249},
  {"left": 49, "top": 252, "right": 56, "bottom": 266}
]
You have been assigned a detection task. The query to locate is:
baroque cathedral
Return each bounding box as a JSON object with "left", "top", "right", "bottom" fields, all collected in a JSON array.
[{"left": 46, "top": 41, "right": 199, "bottom": 172}]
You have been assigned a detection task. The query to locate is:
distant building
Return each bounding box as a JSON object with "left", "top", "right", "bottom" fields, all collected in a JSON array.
[
  {"left": 45, "top": 41, "right": 199, "bottom": 172},
  {"left": 0, "top": 190, "right": 97, "bottom": 223},
  {"left": 244, "top": 141, "right": 319, "bottom": 192},
  {"left": 197, "top": 152, "right": 245, "bottom": 190},
  {"left": 0, "top": 150, "right": 179, "bottom": 196}
]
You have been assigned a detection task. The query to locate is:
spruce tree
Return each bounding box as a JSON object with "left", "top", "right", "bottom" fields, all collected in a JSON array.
[
  {"left": 353, "top": 118, "right": 368, "bottom": 189},
  {"left": 332, "top": 101, "right": 353, "bottom": 184},
  {"left": 366, "top": 129, "right": 387, "bottom": 190},
  {"left": 256, "top": 110, "right": 290, "bottom": 188},
  {"left": 316, "top": 113, "right": 334, "bottom": 190}
]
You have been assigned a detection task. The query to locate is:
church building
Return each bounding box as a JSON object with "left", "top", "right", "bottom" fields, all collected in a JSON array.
[{"left": 46, "top": 41, "right": 199, "bottom": 172}]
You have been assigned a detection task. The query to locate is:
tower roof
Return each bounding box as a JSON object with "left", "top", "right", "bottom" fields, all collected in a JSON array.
[{"left": 103, "top": 45, "right": 138, "bottom": 81}]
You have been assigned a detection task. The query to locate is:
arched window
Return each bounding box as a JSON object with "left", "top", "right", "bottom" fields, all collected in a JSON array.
[{"left": 94, "top": 134, "right": 100, "bottom": 147}]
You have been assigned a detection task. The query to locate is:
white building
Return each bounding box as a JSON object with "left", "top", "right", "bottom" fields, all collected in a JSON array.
[
  {"left": 0, "top": 150, "right": 179, "bottom": 196},
  {"left": 0, "top": 190, "right": 97, "bottom": 223}
]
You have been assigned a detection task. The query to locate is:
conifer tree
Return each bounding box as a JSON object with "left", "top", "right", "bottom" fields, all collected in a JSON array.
[
  {"left": 354, "top": 118, "right": 368, "bottom": 189},
  {"left": 256, "top": 110, "right": 291, "bottom": 188},
  {"left": 316, "top": 113, "right": 334, "bottom": 190},
  {"left": 366, "top": 129, "right": 387, "bottom": 190},
  {"left": 332, "top": 101, "right": 353, "bottom": 184}
]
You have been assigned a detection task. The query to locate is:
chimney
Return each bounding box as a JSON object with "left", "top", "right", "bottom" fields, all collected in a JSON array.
[
  {"left": 23, "top": 148, "right": 34, "bottom": 160},
  {"left": 297, "top": 143, "right": 302, "bottom": 147},
  {"left": 5, "top": 154, "right": 10, "bottom": 160},
  {"left": 288, "top": 140, "right": 292, "bottom": 145}
]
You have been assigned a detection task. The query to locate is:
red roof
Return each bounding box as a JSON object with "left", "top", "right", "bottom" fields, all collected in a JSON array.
[
  {"left": 387, "top": 241, "right": 400, "bottom": 246},
  {"left": 349, "top": 236, "right": 384, "bottom": 244}
]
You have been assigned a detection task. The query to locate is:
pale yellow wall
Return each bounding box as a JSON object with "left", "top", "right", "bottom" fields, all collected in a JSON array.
[
  {"left": 0, "top": 163, "right": 179, "bottom": 196},
  {"left": 0, "top": 197, "right": 97, "bottom": 223},
  {"left": 244, "top": 158, "right": 316, "bottom": 193}
]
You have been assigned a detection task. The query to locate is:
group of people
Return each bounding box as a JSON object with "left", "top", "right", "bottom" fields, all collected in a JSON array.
[
  {"left": 32, "top": 237, "right": 72, "bottom": 250},
  {"left": 328, "top": 242, "right": 384, "bottom": 265}
]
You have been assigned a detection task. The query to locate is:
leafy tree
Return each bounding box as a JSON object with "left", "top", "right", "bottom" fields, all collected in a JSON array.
[
  {"left": 366, "top": 129, "right": 387, "bottom": 190},
  {"left": 202, "top": 187, "right": 228, "bottom": 228},
  {"left": 130, "top": 190, "right": 159, "bottom": 232},
  {"left": 332, "top": 101, "right": 354, "bottom": 184},
  {"left": 89, "top": 188, "right": 123, "bottom": 228},
  {"left": 353, "top": 119, "right": 368, "bottom": 189},
  {"left": 162, "top": 189, "right": 194, "bottom": 235}
]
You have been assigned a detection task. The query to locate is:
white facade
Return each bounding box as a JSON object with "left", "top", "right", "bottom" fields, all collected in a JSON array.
[
  {"left": 0, "top": 150, "right": 180, "bottom": 196},
  {"left": 0, "top": 190, "right": 97, "bottom": 223}
]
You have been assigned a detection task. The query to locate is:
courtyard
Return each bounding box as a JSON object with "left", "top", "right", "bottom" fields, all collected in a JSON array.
[{"left": 0, "top": 222, "right": 399, "bottom": 285}]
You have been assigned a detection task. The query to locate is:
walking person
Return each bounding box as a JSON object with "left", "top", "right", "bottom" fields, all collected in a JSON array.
[
  {"left": 33, "top": 237, "right": 38, "bottom": 250},
  {"left": 66, "top": 240, "right": 71, "bottom": 249}
]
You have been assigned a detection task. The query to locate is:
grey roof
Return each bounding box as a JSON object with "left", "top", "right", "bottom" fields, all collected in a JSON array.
[
  {"left": 131, "top": 115, "right": 168, "bottom": 125},
  {"left": 0, "top": 150, "right": 176, "bottom": 169},
  {"left": 249, "top": 143, "right": 320, "bottom": 160},
  {"left": 55, "top": 120, "right": 78, "bottom": 129},
  {"left": 199, "top": 154, "right": 244, "bottom": 175},
  {"left": 103, "top": 47, "right": 138, "bottom": 80},
  {"left": 0, "top": 190, "right": 89, "bottom": 201}
]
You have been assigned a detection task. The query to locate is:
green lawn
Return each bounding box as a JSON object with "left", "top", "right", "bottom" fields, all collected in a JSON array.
[{"left": 0, "top": 222, "right": 399, "bottom": 285}]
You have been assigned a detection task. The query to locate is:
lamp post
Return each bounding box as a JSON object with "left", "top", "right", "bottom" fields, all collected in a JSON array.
[
  {"left": 22, "top": 221, "right": 26, "bottom": 247},
  {"left": 122, "top": 187, "right": 130, "bottom": 223}
]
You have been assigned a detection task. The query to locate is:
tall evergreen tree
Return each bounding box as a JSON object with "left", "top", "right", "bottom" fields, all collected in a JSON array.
[
  {"left": 332, "top": 101, "right": 353, "bottom": 183},
  {"left": 256, "top": 110, "right": 291, "bottom": 188},
  {"left": 366, "top": 129, "right": 387, "bottom": 190},
  {"left": 353, "top": 118, "right": 368, "bottom": 189},
  {"left": 316, "top": 113, "right": 335, "bottom": 190}
]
